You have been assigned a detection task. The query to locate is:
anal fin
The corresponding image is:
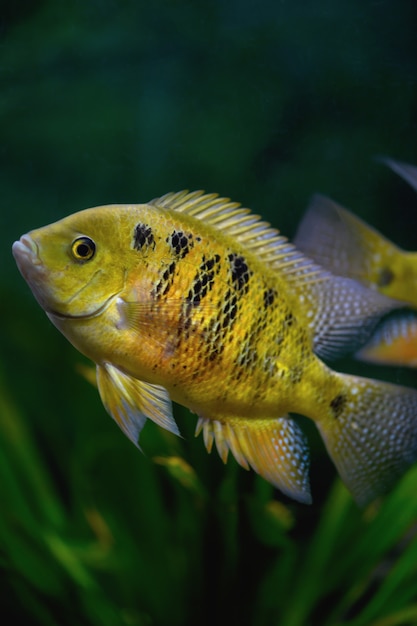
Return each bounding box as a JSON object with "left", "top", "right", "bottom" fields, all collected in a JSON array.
[
  {"left": 196, "top": 415, "right": 311, "bottom": 503},
  {"left": 356, "top": 312, "right": 417, "bottom": 367}
]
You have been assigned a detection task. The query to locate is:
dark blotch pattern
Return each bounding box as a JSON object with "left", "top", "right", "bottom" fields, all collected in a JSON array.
[
  {"left": 221, "top": 289, "right": 238, "bottom": 329},
  {"left": 168, "top": 230, "right": 194, "bottom": 258},
  {"left": 228, "top": 253, "right": 251, "bottom": 293},
  {"left": 200, "top": 287, "right": 237, "bottom": 363},
  {"left": 186, "top": 255, "right": 221, "bottom": 307},
  {"left": 264, "top": 288, "right": 277, "bottom": 308},
  {"left": 330, "top": 393, "right": 346, "bottom": 419},
  {"left": 377, "top": 267, "right": 394, "bottom": 287},
  {"left": 152, "top": 261, "right": 176, "bottom": 298},
  {"left": 133, "top": 223, "right": 155, "bottom": 251}
]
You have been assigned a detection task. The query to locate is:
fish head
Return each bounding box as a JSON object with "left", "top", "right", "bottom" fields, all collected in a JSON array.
[{"left": 12, "top": 204, "right": 139, "bottom": 320}]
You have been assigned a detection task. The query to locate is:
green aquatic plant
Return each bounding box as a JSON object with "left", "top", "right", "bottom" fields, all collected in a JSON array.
[{"left": 1, "top": 358, "right": 417, "bottom": 626}]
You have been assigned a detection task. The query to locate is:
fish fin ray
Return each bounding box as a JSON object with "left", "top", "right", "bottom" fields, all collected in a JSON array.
[
  {"left": 117, "top": 297, "right": 217, "bottom": 337},
  {"left": 380, "top": 157, "right": 417, "bottom": 193},
  {"left": 150, "top": 191, "right": 339, "bottom": 287},
  {"left": 356, "top": 312, "right": 417, "bottom": 367},
  {"left": 195, "top": 415, "right": 311, "bottom": 503},
  {"left": 96, "top": 363, "right": 178, "bottom": 445},
  {"left": 294, "top": 194, "right": 399, "bottom": 286},
  {"left": 317, "top": 373, "right": 417, "bottom": 506}
]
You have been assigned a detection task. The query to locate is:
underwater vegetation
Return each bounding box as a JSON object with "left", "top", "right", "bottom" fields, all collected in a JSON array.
[
  {"left": 3, "top": 1, "right": 417, "bottom": 625},
  {"left": 2, "top": 367, "right": 417, "bottom": 626}
]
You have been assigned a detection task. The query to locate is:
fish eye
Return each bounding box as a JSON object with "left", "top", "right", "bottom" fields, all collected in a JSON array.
[{"left": 71, "top": 236, "right": 96, "bottom": 262}]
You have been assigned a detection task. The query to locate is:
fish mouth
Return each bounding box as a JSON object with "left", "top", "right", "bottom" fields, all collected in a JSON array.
[
  {"left": 48, "top": 292, "right": 119, "bottom": 320},
  {"left": 12, "top": 235, "right": 41, "bottom": 270},
  {"left": 49, "top": 268, "right": 128, "bottom": 320}
]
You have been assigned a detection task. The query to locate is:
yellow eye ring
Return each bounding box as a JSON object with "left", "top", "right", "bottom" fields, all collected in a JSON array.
[{"left": 71, "top": 236, "right": 96, "bottom": 261}]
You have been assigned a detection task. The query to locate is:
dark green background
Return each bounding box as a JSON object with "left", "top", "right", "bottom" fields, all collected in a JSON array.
[{"left": 2, "top": 1, "right": 417, "bottom": 625}]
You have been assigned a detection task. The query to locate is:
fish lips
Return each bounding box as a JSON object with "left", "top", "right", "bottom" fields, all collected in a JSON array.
[
  {"left": 12, "top": 234, "right": 50, "bottom": 310},
  {"left": 12, "top": 234, "right": 42, "bottom": 278}
]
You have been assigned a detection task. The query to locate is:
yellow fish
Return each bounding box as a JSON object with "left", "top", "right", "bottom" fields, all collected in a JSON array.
[
  {"left": 294, "top": 158, "right": 417, "bottom": 367},
  {"left": 12, "top": 191, "right": 417, "bottom": 505}
]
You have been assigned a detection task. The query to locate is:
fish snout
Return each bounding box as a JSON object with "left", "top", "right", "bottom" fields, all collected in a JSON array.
[
  {"left": 12, "top": 234, "right": 43, "bottom": 282},
  {"left": 12, "top": 234, "right": 41, "bottom": 267}
]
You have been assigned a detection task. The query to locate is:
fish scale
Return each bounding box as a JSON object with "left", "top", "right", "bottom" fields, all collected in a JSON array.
[{"left": 12, "top": 190, "right": 417, "bottom": 505}]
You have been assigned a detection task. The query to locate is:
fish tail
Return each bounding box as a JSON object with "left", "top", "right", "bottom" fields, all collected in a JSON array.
[{"left": 316, "top": 372, "right": 417, "bottom": 506}]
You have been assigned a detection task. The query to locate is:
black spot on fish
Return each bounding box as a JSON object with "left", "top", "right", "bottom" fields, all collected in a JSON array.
[
  {"left": 186, "top": 255, "right": 221, "bottom": 307},
  {"left": 163, "top": 261, "right": 176, "bottom": 281},
  {"left": 168, "top": 230, "right": 194, "bottom": 258},
  {"left": 263, "top": 288, "right": 277, "bottom": 308},
  {"left": 133, "top": 223, "right": 155, "bottom": 251},
  {"left": 228, "top": 253, "right": 251, "bottom": 293},
  {"left": 152, "top": 261, "right": 177, "bottom": 298},
  {"left": 377, "top": 267, "right": 394, "bottom": 287},
  {"left": 330, "top": 393, "right": 346, "bottom": 419},
  {"left": 198, "top": 288, "right": 238, "bottom": 365},
  {"left": 221, "top": 290, "right": 238, "bottom": 330}
]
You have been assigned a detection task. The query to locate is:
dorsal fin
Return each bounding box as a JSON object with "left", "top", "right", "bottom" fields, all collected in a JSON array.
[{"left": 150, "top": 190, "right": 330, "bottom": 288}]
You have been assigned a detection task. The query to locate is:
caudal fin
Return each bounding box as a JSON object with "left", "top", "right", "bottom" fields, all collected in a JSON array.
[{"left": 317, "top": 373, "right": 417, "bottom": 506}]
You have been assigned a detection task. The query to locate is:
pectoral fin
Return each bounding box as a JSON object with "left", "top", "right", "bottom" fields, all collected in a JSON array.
[
  {"left": 96, "top": 363, "right": 179, "bottom": 445},
  {"left": 195, "top": 415, "right": 311, "bottom": 503}
]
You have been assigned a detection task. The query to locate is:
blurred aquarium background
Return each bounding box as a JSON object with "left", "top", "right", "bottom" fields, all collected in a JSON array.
[{"left": 2, "top": 1, "right": 417, "bottom": 624}]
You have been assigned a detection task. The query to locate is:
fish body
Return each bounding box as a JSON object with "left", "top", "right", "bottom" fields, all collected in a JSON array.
[
  {"left": 12, "top": 191, "right": 417, "bottom": 505},
  {"left": 294, "top": 158, "right": 417, "bottom": 367}
]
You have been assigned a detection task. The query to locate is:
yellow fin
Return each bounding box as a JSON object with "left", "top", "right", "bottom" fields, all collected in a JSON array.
[
  {"left": 317, "top": 373, "right": 417, "bottom": 506},
  {"left": 356, "top": 313, "right": 417, "bottom": 367},
  {"left": 195, "top": 415, "right": 311, "bottom": 504},
  {"left": 96, "top": 363, "right": 179, "bottom": 445}
]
